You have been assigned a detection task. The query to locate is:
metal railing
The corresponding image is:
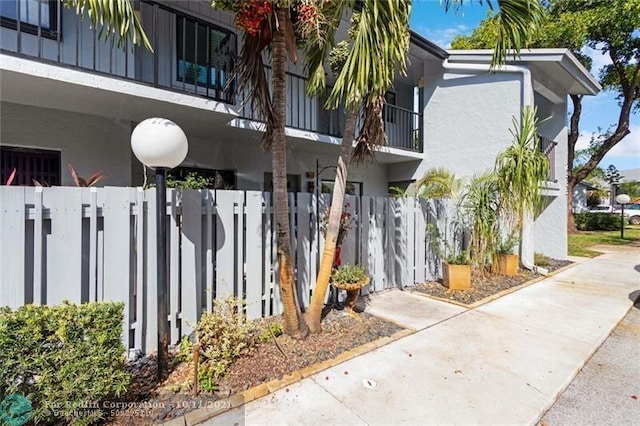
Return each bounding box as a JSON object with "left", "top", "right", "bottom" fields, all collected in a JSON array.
[
  {"left": 538, "top": 135, "right": 557, "bottom": 182},
  {"left": 239, "top": 66, "right": 344, "bottom": 137},
  {"left": 383, "top": 104, "right": 423, "bottom": 152},
  {"left": 0, "top": 0, "right": 237, "bottom": 104}
]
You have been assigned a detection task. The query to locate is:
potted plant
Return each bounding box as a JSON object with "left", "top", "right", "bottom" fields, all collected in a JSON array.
[
  {"left": 493, "top": 234, "right": 519, "bottom": 276},
  {"left": 442, "top": 250, "right": 471, "bottom": 291},
  {"left": 331, "top": 264, "right": 370, "bottom": 319}
]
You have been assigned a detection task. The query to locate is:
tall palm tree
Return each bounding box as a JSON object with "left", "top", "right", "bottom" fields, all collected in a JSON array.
[
  {"left": 211, "top": 1, "right": 308, "bottom": 339},
  {"left": 303, "top": 0, "right": 544, "bottom": 333}
]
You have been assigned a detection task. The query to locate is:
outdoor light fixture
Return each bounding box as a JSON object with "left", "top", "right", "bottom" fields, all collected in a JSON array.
[
  {"left": 615, "top": 194, "right": 631, "bottom": 239},
  {"left": 131, "top": 118, "right": 188, "bottom": 379}
]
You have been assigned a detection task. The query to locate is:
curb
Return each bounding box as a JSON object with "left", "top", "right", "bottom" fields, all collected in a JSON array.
[
  {"left": 411, "top": 260, "right": 580, "bottom": 310},
  {"left": 161, "top": 328, "right": 413, "bottom": 425}
]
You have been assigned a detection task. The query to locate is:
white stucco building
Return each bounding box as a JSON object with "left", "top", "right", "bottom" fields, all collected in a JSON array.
[{"left": 0, "top": 0, "right": 600, "bottom": 261}]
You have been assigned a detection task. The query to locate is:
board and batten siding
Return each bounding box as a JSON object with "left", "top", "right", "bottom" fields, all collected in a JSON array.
[{"left": 0, "top": 187, "right": 455, "bottom": 354}]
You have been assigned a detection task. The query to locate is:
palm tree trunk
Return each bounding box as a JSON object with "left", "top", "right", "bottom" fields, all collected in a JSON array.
[
  {"left": 271, "top": 7, "right": 308, "bottom": 339},
  {"left": 567, "top": 177, "right": 578, "bottom": 233},
  {"left": 306, "top": 110, "right": 358, "bottom": 333}
]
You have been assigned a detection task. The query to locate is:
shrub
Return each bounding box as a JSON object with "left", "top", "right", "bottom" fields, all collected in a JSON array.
[
  {"left": 258, "top": 322, "right": 283, "bottom": 343},
  {"left": 534, "top": 252, "right": 551, "bottom": 267},
  {"left": 574, "top": 213, "right": 621, "bottom": 231},
  {"left": 0, "top": 302, "right": 130, "bottom": 425},
  {"left": 331, "top": 264, "right": 368, "bottom": 284},
  {"left": 195, "top": 298, "right": 256, "bottom": 392}
]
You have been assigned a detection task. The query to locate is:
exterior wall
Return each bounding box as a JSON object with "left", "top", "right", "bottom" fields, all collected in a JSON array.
[
  {"left": 0, "top": 102, "right": 132, "bottom": 186},
  {"left": 131, "top": 132, "right": 389, "bottom": 196},
  {"left": 533, "top": 97, "right": 568, "bottom": 260}
]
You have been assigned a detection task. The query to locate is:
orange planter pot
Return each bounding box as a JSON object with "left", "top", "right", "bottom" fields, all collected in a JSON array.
[
  {"left": 495, "top": 254, "right": 519, "bottom": 276},
  {"left": 443, "top": 262, "right": 471, "bottom": 291}
]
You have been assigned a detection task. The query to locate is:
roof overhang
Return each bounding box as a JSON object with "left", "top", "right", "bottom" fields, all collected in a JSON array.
[
  {"left": 446, "top": 49, "right": 601, "bottom": 97},
  {"left": 409, "top": 31, "right": 449, "bottom": 60}
]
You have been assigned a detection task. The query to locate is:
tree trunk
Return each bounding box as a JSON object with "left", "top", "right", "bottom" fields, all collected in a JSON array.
[
  {"left": 271, "top": 7, "right": 308, "bottom": 339},
  {"left": 306, "top": 110, "right": 358, "bottom": 334}
]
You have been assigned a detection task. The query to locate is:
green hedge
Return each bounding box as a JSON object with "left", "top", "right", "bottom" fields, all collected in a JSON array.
[
  {"left": 574, "top": 212, "right": 621, "bottom": 231},
  {"left": 0, "top": 302, "right": 130, "bottom": 425}
]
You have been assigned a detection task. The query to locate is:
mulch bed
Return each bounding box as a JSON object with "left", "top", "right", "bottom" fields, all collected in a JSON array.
[
  {"left": 412, "top": 259, "right": 573, "bottom": 306},
  {"left": 107, "top": 309, "right": 402, "bottom": 425}
]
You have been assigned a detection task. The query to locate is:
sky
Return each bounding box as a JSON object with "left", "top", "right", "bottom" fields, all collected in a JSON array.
[{"left": 409, "top": 0, "right": 640, "bottom": 176}]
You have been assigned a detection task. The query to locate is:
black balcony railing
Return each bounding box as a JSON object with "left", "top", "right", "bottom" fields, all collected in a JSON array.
[
  {"left": 239, "top": 66, "right": 344, "bottom": 137},
  {"left": 538, "top": 134, "right": 557, "bottom": 182},
  {"left": 1, "top": 0, "right": 237, "bottom": 104},
  {"left": 2, "top": 0, "right": 423, "bottom": 151}
]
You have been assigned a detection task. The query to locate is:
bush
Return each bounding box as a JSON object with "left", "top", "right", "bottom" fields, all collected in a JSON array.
[
  {"left": 331, "top": 264, "right": 368, "bottom": 284},
  {"left": 0, "top": 302, "right": 130, "bottom": 425},
  {"left": 574, "top": 213, "right": 621, "bottom": 231},
  {"left": 195, "top": 298, "right": 256, "bottom": 392}
]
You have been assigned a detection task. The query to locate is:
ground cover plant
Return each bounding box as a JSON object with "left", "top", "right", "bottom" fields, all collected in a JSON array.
[{"left": 568, "top": 225, "right": 640, "bottom": 257}]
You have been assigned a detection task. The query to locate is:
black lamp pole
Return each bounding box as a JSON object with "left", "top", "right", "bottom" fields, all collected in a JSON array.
[
  {"left": 620, "top": 203, "right": 625, "bottom": 239},
  {"left": 155, "top": 167, "right": 169, "bottom": 379}
]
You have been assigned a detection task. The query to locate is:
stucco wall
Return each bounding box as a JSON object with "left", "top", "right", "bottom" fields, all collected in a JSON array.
[
  {"left": 1, "top": 102, "right": 132, "bottom": 186},
  {"left": 389, "top": 67, "right": 522, "bottom": 183}
]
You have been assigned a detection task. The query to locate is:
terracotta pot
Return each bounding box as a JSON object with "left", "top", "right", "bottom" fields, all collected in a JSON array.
[
  {"left": 332, "top": 277, "right": 370, "bottom": 321},
  {"left": 495, "top": 254, "right": 519, "bottom": 276},
  {"left": 443, "top": 262, "right": 471, "bottom": 291}
]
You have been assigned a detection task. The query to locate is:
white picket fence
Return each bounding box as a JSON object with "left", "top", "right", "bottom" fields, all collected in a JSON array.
[{"left": 0, "top": 187, "right": 456, "bottom": 353}]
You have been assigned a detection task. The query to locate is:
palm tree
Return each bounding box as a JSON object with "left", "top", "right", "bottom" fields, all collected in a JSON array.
[
  {"left": 304, "top": 0, "right": 544, "bottom": 333},
  {"left": 416, "top": 167, "right": 463, "bottom": 200},
  {"left": 211, "top": 1, "right": 308, "bottom": 339}
]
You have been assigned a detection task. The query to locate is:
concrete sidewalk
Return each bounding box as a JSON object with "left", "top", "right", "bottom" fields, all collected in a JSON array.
[{"left": 204, "top": 246, "right": 640, "bottom": 426}]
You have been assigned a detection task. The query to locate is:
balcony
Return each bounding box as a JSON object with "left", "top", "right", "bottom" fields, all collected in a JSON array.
[
  {"left": 1, "top": 0, "right": 423, "bottom": 153},
  {"left": 538, "top": 134, "right": 557, "bottom": 182},
  {"left": 1, "top": 0, "right": 237, "bottom": 104}
]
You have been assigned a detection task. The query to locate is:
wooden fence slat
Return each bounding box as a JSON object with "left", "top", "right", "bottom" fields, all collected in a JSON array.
[
  {"left": 373, "top": 197, "right": 386, "bottom": 292},
  {"left": 0, "top": 187, "right": 26, "bottom": 308},
  {"left": 360, "top": 196, "right": 372, "bottom": 296},
  {"left": 88, "top": 188, "right": 98, "bottom": 302},
  {"left": 144, "top": 188, "right": 158, "bottom": 352},
  {"left": 134, "top": 188, "right": 145, "bottom": 351},
  {"left": 103, "top": 187, "right": 132, "bottom": 350},
  {"left": 48, "top": 187, "right": 83, "bottom": 304},
  {"left": 296, "top": 192, "right": 311, "bottom": 308},
  {"left": 33, "top": 187, "right": 43, "bottom": 305},
  {"left": 264, "top": 193, "right": 273, "bottom": 316},
  {"left": 245, "top": 191, "right": 264, "bottom": 319},
  {"left": 395, "top": 197, "right": 409, "bottom": 289},
  {"left": 204, "top": 190, "right": 214, "bottom": 313},
  {"left": 180, "top": 190, "right": 202, "bottom": 336},
  {"left": 235, "top": 191, "right": 245, "bottom": 306},
  {"left": 215, "top": 190, "right": 235, "bottom": 299},
  {"left": 415, "top": 198, "right": 427, "bottom": 283},
  {"left": 169, "top": 190, "right": 181, "bottom": 343}
]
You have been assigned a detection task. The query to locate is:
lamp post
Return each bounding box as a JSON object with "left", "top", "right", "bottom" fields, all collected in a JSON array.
[
  {"left": 616, "top": 194, "right": 631, "bottom": 239},
  {"left": 131, "top": 118, "right": 188, "bottom": 379}
]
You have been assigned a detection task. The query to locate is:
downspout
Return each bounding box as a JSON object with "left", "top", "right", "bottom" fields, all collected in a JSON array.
[{"left": 441, "top": 60, "right": 547, "bottom": 275}]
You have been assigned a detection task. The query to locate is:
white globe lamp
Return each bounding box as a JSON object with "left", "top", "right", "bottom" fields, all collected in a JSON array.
[
  {"left": 130, "top": 117, "right": 188, "bottom": 379},
  {"left": 615, "top": 193, "right": 631, "bottom": 239}
]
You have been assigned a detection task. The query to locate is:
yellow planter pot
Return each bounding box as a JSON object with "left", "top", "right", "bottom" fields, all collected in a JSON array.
[
  {"left": 443, "top": 262, "right": 471, "bottom": 291},
  {"left": 495, "top": 254, "right": 519, "bottom": 276}
]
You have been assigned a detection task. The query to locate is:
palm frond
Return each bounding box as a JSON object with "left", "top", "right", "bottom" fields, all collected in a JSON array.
[
  {"left": 416, "top": 167, "right": 463, "bottom": 200},
  {"left": 327, "top": 0, "right": 411, "bottom": 111},
  {"left": 233, "top": 31, "right": 277, "bottom": 150},
  {"left": 444, "top": 0, "right": 543, "bottom": 66},
  {"left": 65, "top": 0, "right": 152, "bottom": 51},
  {"left": 352, "top": 95, "right": 386, "bottom": 163}
]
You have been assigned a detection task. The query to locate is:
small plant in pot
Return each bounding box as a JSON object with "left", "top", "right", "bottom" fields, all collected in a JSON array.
[
  {"left": 493, "top": 233, "right": 519, "bottom": 276},
  {"left": 331, "top": 264, "right": 370, "bottom": 320},
  {"left": 442, "top": 250, "right": 471, "bottom": 291}
]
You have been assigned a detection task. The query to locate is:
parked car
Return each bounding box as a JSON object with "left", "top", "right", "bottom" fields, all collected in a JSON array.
[
  {"left": 588, "top": 205, "right": 615, "bottom": 213},
  {"left": 618, "top": 204, "right": 640, "bottom": 225}
]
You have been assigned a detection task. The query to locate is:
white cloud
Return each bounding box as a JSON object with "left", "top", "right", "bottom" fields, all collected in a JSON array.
[
  {"left": 577, "top": 124, "right": 640, "bottom": 159},
  {"left": 581, "top": 45, "right": 612, "bottom": 76},
  {"left": 418, "top": 25, "right": 470, "bottom": 48}
]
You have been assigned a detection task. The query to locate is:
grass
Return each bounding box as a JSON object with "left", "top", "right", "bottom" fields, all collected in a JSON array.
[{"left": 568, "top": 225, "right": 640, "bottom": 257}]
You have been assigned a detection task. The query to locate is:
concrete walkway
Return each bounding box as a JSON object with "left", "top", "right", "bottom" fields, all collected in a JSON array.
[{"left": 204, "top": 245, "right": 640, "bottom": 425}]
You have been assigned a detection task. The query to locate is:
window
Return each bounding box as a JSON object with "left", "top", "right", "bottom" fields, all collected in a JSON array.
[
  {"left": 321, "top": 181, "right": 363, "bottom": 196},
  {"left": 383, "top": 91, "right": 396, "bottom": 123},
  {"left": 0, "top": 0, "right": 59, "bottom": 37},
  {"left": 176, "top": 17, "right": 236, "bottom": 101},
  {"left": 1, "top": 146, "right": 61, "bottom": 186},
  {"left": 264, "top": 173, "right": 301, "bottom": 193},
  {"left": 168, "top": 167, "right": 236, "bottom": 189}
]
